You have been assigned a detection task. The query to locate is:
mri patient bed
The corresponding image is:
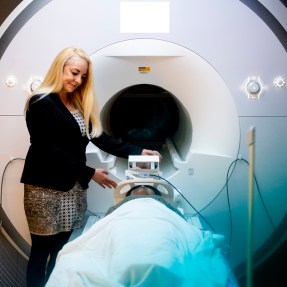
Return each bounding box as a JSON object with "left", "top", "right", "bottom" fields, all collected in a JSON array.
[{"left": 45, "top": 178, "right": 239, "bottom": 287}]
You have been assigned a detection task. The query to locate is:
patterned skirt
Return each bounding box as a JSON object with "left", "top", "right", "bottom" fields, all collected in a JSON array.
[{"left": 24, "top": 183, "right": 87, "bottom": 235}]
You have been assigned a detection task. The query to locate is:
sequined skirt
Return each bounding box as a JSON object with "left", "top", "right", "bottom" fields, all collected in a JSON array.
[{"left": 24, "top": 183, "right": 87, "bottom": 235}]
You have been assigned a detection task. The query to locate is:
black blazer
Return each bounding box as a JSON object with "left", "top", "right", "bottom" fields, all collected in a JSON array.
[{"left": 21, "top": 93, "right": 142, "bottom": 191}]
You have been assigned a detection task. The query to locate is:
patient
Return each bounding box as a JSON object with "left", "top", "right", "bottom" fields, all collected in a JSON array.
[
  {"left": 106, "top": 184, "right": 185, "bottom": 219},
  {"left": 126, "top": 185, "right": 161, "bottom": 196},
  {"left": 46, "top": 184, "right": 235, "bottom": 287}
]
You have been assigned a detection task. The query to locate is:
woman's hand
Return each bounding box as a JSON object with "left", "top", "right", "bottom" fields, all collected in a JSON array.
[
  {"left": 141, "top": 149, "right": 162, "bottom": 160},
  {"left": 92, "top": 169, "right": 118, "bottom": 189}
]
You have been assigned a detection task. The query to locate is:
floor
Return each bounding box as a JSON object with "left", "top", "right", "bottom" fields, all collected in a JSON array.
[{"left": 0, "top": 230, "right": 27, "bottom": 287}]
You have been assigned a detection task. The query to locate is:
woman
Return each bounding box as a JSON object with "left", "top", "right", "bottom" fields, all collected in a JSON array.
[{"left": 21, "top": 46, "right": 161, "bottom": 287}]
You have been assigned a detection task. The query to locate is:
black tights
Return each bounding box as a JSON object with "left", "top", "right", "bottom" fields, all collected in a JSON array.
[{"left": 26, "top": 231, "right": 72, "bottom": 287}]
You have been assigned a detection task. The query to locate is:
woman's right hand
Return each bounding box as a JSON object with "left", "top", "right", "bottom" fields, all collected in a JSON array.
[{"left": 92, "top": 169, "right": 118, "bottom": 189}]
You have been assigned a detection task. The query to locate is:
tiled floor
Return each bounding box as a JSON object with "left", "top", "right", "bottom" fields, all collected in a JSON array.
[{"left": 0, "top": 231, "right": 27, "bottom": 287}]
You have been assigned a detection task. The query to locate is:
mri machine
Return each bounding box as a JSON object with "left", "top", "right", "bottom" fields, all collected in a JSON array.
[{"left": 0, "top": 0, "right": 287, "bottom": 284}]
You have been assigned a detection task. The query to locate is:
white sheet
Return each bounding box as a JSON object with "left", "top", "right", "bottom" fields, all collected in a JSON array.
[{"left": 45, "top": 198, "right": 236, "bottom": 287}]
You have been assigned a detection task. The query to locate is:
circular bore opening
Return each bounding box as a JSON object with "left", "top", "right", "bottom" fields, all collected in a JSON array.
[{"left": 105, "top": 84, "right": 180, "bottom": 150}]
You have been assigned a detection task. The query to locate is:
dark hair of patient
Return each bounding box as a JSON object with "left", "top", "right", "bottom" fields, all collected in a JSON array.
[{"left": 125, "top": 185, "right": 162, "bottom": 197}]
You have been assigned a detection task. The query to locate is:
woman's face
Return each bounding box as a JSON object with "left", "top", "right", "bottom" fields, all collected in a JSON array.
[{"left": 60, "top": 55, "right": 88, "bottom": 95}]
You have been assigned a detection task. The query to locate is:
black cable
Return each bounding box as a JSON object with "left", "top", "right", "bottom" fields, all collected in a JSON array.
[
  {"left": 0, "top": 157, "right": 26, "bottom": 239},
  {"left": 86, "top": 209, "right": 98, "bottom": 216},
  {"left": 226, "top": 159, "right": 243, "bottom": 245},
  {"left": 86, "top": 209, "right": 105, "bottom": 219},
  {"left": 153, "top": 158, "right": 240, "bottom": 239},
  {"left": 0, "top": 157, "right": 25, "bottom": 279},
  {"left": 0, "top": 157, "right": 26, "bottom": 255},
  {"left": 150, "top": 174, "right": 216, "bottom": 232},
  {"left": 0, "top": 158, "right": 25, "bottom": 209},
  {"left": 244, "top": 160, "right": 280, "bottom": 243},
  {"left": 196, "top": 158, "right": 239, "bottom": 214},
  {"left": 226, "top": 158, "right": 279, "bottom": 246},
  {"left": 1, "top": 157, "right": 279, "bottom": 248},
  {"left": 152, "top": 157, "right": 280, "bottom": 248},
  {"left": 194, "top": 158, "right": 239, "bottom": 246}
]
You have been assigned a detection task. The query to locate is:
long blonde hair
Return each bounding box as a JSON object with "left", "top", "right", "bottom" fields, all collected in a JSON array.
[{"left": 24, "top": 46, "right": 102, "bottom": 138}]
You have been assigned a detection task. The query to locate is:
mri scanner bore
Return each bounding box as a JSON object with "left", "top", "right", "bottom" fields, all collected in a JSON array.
[
  {"left": 109, "top": 84, "right": 179, "bottom": 149},
  {"left": 0, "top": 0, "right": 287, "bottom": 286}
]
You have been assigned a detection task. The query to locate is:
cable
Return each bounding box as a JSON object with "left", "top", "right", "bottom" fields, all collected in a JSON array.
[
  {"left": 199, "top": 157, "right": 241, "bottom": 245},
  {"left": 151, "top": 157, "right": 279, "bottom": 250},
  {"left": 0, "top": 158, "right": 26, "bottom": 284},
  {"left": 237, "top": 159, "right": 278, "bottom": 240},
  {"left": 226, "top": 158, "right": 245, "bottom": 246},
  {"left": 150, "top": 174, "right": 216, "bottom": 232},
  {"left": 0, "top": 157, "right": 25, "bottom": 234},
  {"left": 226, "top": 157, "right": 280, "bottom": 248},
  {"left": 0, "top": 157, "right": 280, "bottom": 248},
  {"left": 197, "top": 157, "right": 240, "bottom": 214},
  {"left": 0, "top": 158, "right": 25, "bottom": 208}
]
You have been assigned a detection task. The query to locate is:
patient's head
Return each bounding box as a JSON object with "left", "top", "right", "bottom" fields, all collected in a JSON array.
[{"left": 126, "top": 185, "right": 161, "bottom": 197}]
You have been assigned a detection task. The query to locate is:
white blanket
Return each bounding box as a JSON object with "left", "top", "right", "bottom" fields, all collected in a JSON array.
[{"left": 46, "top": 198, "right": 236, "bottom": 287}]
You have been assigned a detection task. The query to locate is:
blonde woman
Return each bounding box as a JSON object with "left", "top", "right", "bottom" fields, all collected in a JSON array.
[{"left": 21, "top": 46, "right": 161, "bottom": 287}]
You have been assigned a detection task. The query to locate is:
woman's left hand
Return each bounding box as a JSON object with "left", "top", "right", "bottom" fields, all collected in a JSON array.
[{"left": 141, "top": 149, "right": 162, "bottom": 160}]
